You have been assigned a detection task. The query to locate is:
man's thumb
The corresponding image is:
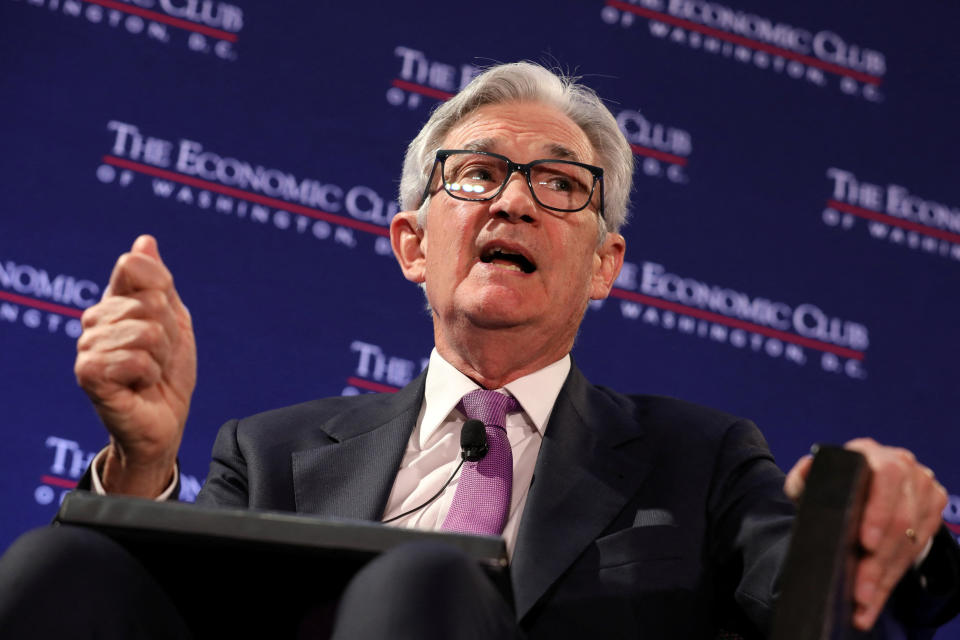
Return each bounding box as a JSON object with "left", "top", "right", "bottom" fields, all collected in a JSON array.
[{"left": 132, "top": 234, "right": 162, "bottom": 262}]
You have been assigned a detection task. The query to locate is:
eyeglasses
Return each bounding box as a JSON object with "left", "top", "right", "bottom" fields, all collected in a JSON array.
[{"left": 421, "top": 150, "right": 605, "bottom": 218}]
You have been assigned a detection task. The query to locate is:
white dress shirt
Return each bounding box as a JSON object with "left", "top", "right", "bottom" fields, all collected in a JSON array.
[{"left": 380, "top": 349, "right": 570, "bottom": 558}]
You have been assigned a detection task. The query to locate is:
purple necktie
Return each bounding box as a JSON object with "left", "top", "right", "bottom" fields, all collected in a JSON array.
[{"left": 441, "top": 389, "right": 518, "bottom": 536}]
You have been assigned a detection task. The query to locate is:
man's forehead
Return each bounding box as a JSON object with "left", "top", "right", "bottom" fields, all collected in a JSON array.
[
  {"left": 462, "top": 137, "right": 584, "bottom": 162},
  {"left": 441, "top": 102, "right": 597, "bottom": 164}
]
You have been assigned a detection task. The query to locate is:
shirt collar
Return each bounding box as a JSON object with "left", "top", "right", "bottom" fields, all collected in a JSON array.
[{"left": 420, "top": 348, "right": 571, "bottom": 448}]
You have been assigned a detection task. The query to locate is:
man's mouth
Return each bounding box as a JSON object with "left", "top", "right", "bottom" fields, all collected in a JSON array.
[{"left": 479, "top": 247, "right": 537, "bottom": 274}]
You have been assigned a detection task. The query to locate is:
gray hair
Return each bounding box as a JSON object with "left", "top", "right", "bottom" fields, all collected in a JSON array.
[{"left": 398, "top": 62, "right": 634, "bottom": 236}]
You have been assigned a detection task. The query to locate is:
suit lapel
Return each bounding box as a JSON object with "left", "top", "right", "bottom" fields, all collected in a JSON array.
[
  {"left": 291, "top": 372, "right": 426, "bottom": 520},
  {"left": 511, "top": 364, "right": 653, "bottom": 620}
]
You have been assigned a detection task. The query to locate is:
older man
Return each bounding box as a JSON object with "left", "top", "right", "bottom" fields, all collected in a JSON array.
[{"left": 2, "top": 63, "right": 956, "bottom": 639}]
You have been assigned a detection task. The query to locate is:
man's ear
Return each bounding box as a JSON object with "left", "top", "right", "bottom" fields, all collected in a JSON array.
[
  {"left": 390, "top": 210, "right": 427, "bottom": 284},
  {"left": 590, "top": 232, "right": 626, "bottom": 300}
]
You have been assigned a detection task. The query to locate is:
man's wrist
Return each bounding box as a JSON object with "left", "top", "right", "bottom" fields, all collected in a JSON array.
[{"left": 95, "top": 446, "right": 178, "bottom": 499}]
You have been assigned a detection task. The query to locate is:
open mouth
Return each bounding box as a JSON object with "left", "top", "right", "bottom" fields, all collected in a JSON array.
[{"left": 480, "top": 247, "right": 537, "bottom": 274}]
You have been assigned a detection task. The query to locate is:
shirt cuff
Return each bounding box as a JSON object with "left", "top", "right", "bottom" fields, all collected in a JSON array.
[
  {"left": 89, "top": 447, "right": 179, "bottom": 500},
  {"left": 913, "top": 535, "right": 936, "bottom": 588},
  {"left": 916, "top": 536, "right": 935, "bottom": 569}
]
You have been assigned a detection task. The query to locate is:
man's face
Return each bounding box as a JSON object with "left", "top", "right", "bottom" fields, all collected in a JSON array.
[{"left": 393, "top": 101, "right": 624, "bottom": 355}]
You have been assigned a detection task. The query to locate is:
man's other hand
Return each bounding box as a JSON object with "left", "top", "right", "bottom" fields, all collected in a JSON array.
[
  {"left": 74, "top": 235, "right": 197, "bottom": 498},
  {"left": 784, "top": 438, "right": 948, "bottom": 631}
]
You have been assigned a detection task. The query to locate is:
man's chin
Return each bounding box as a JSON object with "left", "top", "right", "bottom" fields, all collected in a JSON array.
[
  {"left": 449, "top": 297, "right": 539, "bottom": 332},
  {"left": 438, "top": 283, "right": 545, "bottom": 330},
  {"left": 462, "top": 307, "right": 531, "bottom": 331}
]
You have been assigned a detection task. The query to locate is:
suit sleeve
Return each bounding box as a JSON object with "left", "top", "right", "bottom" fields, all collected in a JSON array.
[
  {"left": 885, "top": 524, "right": 960, "bottom": 634},
  {"left": 706, "top": 418, "right": 796, "bottom": 638},
  {"left": 194, "top": 418, "right": 250, "bottom": 508}
]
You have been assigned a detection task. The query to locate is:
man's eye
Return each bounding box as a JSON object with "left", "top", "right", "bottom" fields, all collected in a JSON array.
[
  {"left": 539, "top": 174, "right": 586, "bottom": 193},
  {"left": 463, "top": 167, "right": 494, "bottom": 182},
  {"left": 545, "top": 177, "right": 573, "bottom": 192}
]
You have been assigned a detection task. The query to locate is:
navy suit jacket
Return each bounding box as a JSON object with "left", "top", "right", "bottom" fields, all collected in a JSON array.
[{"left": 194, "top": 363, "right": 799, "bottom": 639}]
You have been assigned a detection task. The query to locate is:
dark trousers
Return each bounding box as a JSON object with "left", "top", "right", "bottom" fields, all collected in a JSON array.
[{"left": 0, "top": 525, "right": 520, "bottom": 639}]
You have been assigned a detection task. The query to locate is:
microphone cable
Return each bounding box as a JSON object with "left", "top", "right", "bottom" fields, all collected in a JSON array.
[{"left": 382, "top": 419, "right": 487, "bottom": 524}]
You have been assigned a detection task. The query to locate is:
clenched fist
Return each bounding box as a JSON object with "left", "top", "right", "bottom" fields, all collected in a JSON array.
[{"left": 75, "top": 235, "right": 197, "bottom": 498}]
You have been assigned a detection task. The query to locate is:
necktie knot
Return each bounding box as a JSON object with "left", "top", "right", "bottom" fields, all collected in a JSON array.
[{"left": 459, "top": 389, "right": 519, "bottom": 428}]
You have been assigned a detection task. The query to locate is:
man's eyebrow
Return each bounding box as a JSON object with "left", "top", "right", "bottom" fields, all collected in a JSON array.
[
  {"left": 543, "top": 143, "right": 580, "bottom": 161},
  {"left": 462, "top": 138, "right": 496, "bottom": 152}
]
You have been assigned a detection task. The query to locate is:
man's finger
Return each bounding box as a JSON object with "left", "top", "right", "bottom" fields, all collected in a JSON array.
[
  {"left": 908, "top": 464, "right": 948, "bottom": 556},
  {"left": 132, "top": 234, "right": 162, "bottom": 261},
  {"left": 852, "top": 556, "right": 884, "bottom": 629},
  {"left": 130, "top": 236, "right": 190, "bottom": 318},
  {"left": 102, "top": 348, "right": 164, "bottom": 391},
  {"left": 76, "top": 345, "right": 164, "bottom": 396},
  {"left": 77, "top": 319, "right": 172, "bottom": 369},
  {"left": 783, "top": 454, "right": 813, "bottom": 501},
  {"left": 853, "top": 549, "right": 912, "bottom": 630},
  {"left": 846, "top": 440, "right": 907, "bottom": 552},
  {"left": 854, "top": 600, "right": 880, "bottom": 630},
  {"left": 104, "top": 246, "right": 174, "bottom": 299},
  {"left": 81, "top": 289, "right": 179, "bottom": 338}
]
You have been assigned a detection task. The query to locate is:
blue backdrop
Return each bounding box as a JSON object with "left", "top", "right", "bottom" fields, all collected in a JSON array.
[{"left": 2, "top": 0, "right": 959, "bottom": 630}]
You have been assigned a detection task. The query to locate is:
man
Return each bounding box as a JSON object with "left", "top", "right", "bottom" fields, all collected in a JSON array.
[{"left": 2, "top": 62, "right": 957, "bottom": 639}]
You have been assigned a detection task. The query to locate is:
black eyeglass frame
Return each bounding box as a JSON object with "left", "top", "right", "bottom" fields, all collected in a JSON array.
[{"left": 420, "top": 149, "right": 605, "bottom": 219}]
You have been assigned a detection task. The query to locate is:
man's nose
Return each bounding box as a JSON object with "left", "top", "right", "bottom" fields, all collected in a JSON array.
[{"left": 489, "top": 172, "right": 538, "bottom": 223}]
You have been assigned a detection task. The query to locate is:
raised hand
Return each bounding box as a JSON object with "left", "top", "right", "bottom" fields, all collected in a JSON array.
[{"left": 74, "top": 235, "right": 197, "bottom": 497}]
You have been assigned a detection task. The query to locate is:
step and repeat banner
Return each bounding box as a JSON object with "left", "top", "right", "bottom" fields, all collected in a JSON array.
[{"left": 2, "top": 0, "right": 958, "bottom": 598}]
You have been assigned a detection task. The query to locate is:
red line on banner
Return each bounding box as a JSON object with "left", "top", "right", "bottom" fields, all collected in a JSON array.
[
  {"left": 827, "top": 200, "right": 960, "bottom": 245},
  {"left": 42, "top": 475, "right": 78, "bottom": 489},
  {"left": 606, "top": 0, "right": 882, "bottom": 86},
  {"left": 629, "top": 144, "right": 688, "bottom": 165},
  {"left": 946, "top": 522, "right": 960, "bottom": 536},
  {"left": 392, "top": 79, "right": 456, "bottom": 101},
  {"left": 102, "top": 156, "right": 391, "bottom": 238},
  {"left": 609, "top": 288, "right": 865, "bottom": 360},
  {"left": 346, "top": 377, "right": 400, "bottom": 393},
  {"left": 82, "top": 0, "right": 239, "bottom": 42},
  {"left": 0, "top": 290, "right": 84, "bottom": 318}
]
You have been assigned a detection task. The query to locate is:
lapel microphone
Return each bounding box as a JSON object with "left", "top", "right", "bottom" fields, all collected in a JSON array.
[
  {"left": 460, "top": 419, "right": 488, "bottom": 461},
  {"left": 381, "top": 419, "right": 489, "bottom": 524}
]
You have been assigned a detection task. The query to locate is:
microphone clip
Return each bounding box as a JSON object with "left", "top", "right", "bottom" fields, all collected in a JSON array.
[{"left": 460, "top": 419, "right": 489, "bottom": 462}]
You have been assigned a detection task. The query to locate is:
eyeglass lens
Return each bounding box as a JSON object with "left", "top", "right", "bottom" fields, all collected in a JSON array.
[{"left": 442, "top": 152, "right": 594, "bottom": 212}]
